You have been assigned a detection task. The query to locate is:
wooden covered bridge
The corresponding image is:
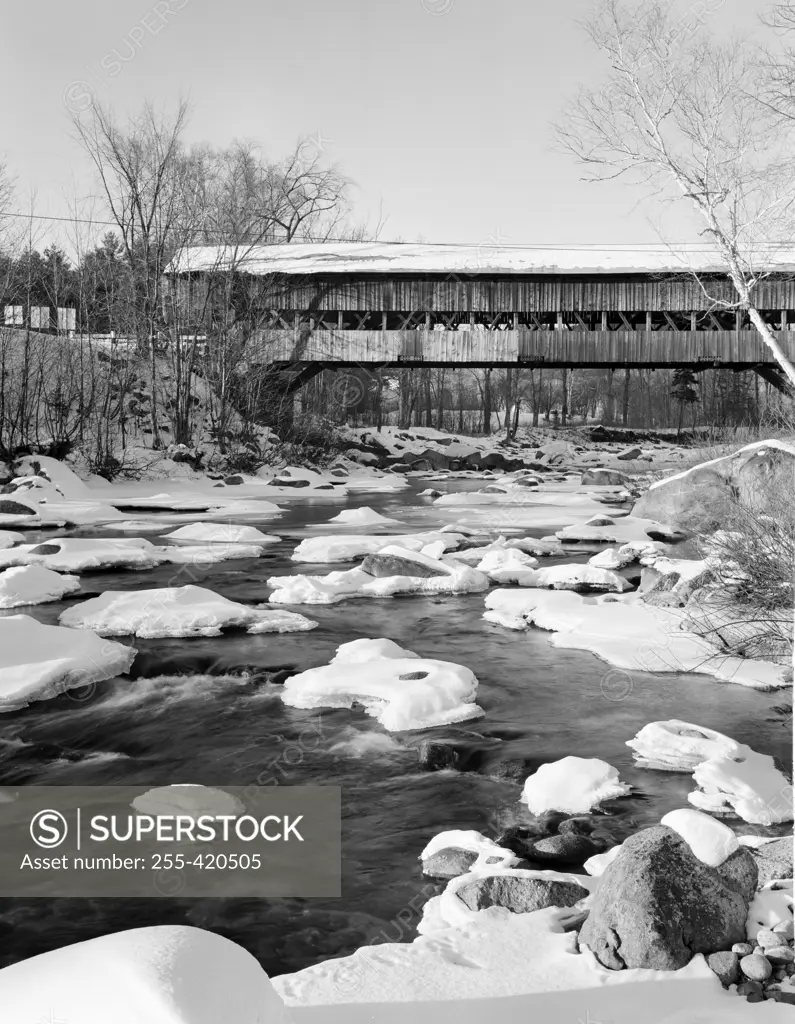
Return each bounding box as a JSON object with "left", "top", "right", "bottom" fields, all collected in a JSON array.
[{"left": 166, "top": 242, "right": 795, "bottom": 393}]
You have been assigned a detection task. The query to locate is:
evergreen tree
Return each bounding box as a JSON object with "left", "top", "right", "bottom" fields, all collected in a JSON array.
[{"left": 671, "top": 368, "right": 699, "bottom": 436}]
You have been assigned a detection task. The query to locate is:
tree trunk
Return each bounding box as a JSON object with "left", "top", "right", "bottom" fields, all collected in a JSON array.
[
  {"left": 483, "top": 369, "right": 492, "bottom": 435},
  {"left": 505, "top": 367, "right": 513, "bottom": 440},
  {"left": 622, "top": 368, "right": 630, "bottom": 426},
  {"left": 561, "top": 369, "right": 568, "bottom": 426},
  {"left": 605, "top": 368, "right": 615, "bottom": 424},
  {"left": 747, "top": 305, "right": 795, "bottom": 389}
]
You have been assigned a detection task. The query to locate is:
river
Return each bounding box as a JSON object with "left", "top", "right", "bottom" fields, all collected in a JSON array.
[{"left": 0, "top": 480, "right": 788, "bottom": 975}]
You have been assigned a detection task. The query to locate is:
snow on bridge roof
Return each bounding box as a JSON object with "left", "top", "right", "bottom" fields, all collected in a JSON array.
[{"left": 167, "top": 241, "right": 795, "bottom": 277}]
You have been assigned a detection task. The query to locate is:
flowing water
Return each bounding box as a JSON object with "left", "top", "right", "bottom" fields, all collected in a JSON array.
[{"left": 0, "top": 481, "right": 789, "bottom": 975}]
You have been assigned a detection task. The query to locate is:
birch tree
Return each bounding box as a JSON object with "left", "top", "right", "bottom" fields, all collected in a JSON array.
[{"left": 554, "top": 0, "right": 795, "bottom": 388}]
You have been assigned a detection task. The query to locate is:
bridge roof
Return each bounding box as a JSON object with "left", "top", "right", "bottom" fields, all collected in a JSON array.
[{"left": 167, "top": 241, "right": 795, "bottom": 277}]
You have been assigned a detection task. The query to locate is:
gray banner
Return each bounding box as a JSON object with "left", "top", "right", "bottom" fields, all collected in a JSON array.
[{"left": 0, "top": 785, "right": 341, "bottom": 897}]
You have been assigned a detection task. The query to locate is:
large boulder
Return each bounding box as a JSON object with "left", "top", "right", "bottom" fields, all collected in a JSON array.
[
  {"left": 455, "top": 872, "right": 589, "bottom": 914},
  {"left": 579, "top": 826, "right": 756, "bottom": 971},
  {"left": 750, "top": 837, "right": 794, "bottom": 888},
  {"left": 632, "top": 441, "right": 795, "bottom": 533},
  {"left": 581, "top": 468, "right": 627, "bottom": 486},
  {"left": 421, "top": 847, "right": 478, "bottom": 879},
  {"left": 526, "top": 832, "right": 602, "bottom": 866},
  {"left": 360, "top": 552, "right": 448, "bottom": 578},
  {"left": 0, "top": 499, "right": 37, "bottom": 516}
]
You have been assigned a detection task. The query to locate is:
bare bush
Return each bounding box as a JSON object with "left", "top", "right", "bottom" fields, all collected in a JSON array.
[{"left": 686, "top": 487, "right": 795, "bottom": 662}]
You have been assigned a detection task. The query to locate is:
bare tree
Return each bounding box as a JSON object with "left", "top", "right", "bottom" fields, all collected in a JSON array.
[
  {"left": 554, "top": 0, "right": 795, "bottom": 387},
  {"left": 72, "top": 99, "right": 196, "bottom": 445}
]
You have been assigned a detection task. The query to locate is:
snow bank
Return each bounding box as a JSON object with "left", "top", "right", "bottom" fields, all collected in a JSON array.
[
  {"left": 59, "top": 586, "right": 317, "bottom": 639},
  {"left": 659, "top": 808, "right": 739, "bottom": 867},
  {"left": 0, "top": 564, "right": 81, "bottom": 607},
  {"left": 521, "top": 756, "right": 632, "bottom": 814},
  {"left": 13, "top": 454, "right": 93, "bottom": 498},
  {"left": 292, "top": 530, "right": 463, "bottom": 563},
  {"left": 273, "top": 871, "right": 771, "bottom": 1022},
  {"left": 280, "top": 639, "right": 483, "bottom": 731},
  {"left": 0, "top": 924, "right": 285, "bottom": 1024},
  {"left": 326, "top": 507, "right": 401, "bottom": 526},
  {"left": 163, "top": 523, "right": 280, "bottom": 544},
  {"left": 483, "top": 589, "right": 788, "bottom": 689},
  {"left": 269, "top": 555, "right": 488, "bottom": 606},
  {"left": 0, "top": 530, "right": 25, "bottom": 550},
  {"left": 0, "top": 615, "right": 136, "bottom": 709}
]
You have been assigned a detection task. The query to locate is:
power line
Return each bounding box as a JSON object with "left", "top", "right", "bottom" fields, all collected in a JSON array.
[{"left": 1, "top": 210, "right": 793, "bottom": 253}]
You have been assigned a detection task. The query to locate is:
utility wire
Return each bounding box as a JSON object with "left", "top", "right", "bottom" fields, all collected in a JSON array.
[{"left": 1, "top": 210, "right": 793, "bottom": 252}]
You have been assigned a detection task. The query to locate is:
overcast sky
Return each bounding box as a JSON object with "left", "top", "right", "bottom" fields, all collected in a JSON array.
[{"left": 1, "top": 0, "right": 776, "bottom": 253}]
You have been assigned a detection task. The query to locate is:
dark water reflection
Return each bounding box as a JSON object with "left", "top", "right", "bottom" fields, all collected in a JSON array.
[{"left": 0, "top": 483, "right": 789, "bottom": 975}]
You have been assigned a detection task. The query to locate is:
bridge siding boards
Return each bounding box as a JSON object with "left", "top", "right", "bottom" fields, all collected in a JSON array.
[
  {"left": 236, "top": 274, "right": 795, "bottom": 313},
  {"left": 269, "top": 328, "right": 795, "bottom": 368}
]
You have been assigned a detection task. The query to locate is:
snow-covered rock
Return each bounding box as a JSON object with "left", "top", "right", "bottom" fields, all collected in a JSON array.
[
  {"left": 659, "top": 808, "right": 739, "bottom": 867},
  {"left": 420, "top": 830, "right": 519, "bottom": 873},
  {"left": 0, "top": 537, "right": 165, "bottom": 572},
  {"left": 280, "top": 639, "right": 483, "bottom": 731},
  {"left": 0, "top": 530, "right": 25, "bottom": 550},
  {"left": 746, "top": 881, "right": 794, "bottom": 941},
  {"left": 131, "top": 785, "right": 244, "bottom": 819},
  {"left": 59, "top": 586, "right": 317, "bottom": 639},
  {"left": 330, "top": 637, "right": 420, "bottom": 663},
  {"left": 632, "top": 439, "right": 795, "bottom": 532},
  {"left": 588, "top": 539, "right": 668, "bottom": 569},
  {"left": 556, "top": 515, "right": 681, "bottom": 545},
  {"left": 627, "top": 720, "right": 792, "bottom": 825},
  {"left": 0, "top": 615, "right": 136, "bottom": 709},
  {"left": 626, "top": 720, "right": 742, "bottom": 771},
  {"left": 473, "top": 547, "right": 539, "bottom": 582},
  {"left": 0, "top": 924, "right": 285, "bottom": 1024},
  {"left": 155, "top": 543, "right": 267, "bottom": 564},
  {"left": 268, "top": 557, "right": 488, "bottom": 605},
  {"left": 689, "top": 746, "right": 793, "bottom": 825},
  {"left": 292, "top": 530, "right": 463, "bottom": 563},
  {"left": 326, "top": 506, "right": 401, "bottom": 526},
  {"left": 584, "top": 843, "right": 623, "bottom": 876},
  {"left": 163, "top": 523, "right": 280, "bottom": 544},
  {"left": 523, "top": 563, "right": 631, "bottom": 592},
  {"left": 521, "top": 756, "right": 632, "bottom": 814},
  {"left": 0, "top": 564, "right": 81, "bottom": 608}
]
